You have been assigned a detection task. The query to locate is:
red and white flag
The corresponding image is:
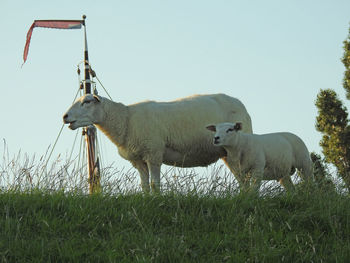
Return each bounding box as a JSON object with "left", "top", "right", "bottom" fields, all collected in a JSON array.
[{"left": 23, "top": 20, "right": 84, "bottom": 65}]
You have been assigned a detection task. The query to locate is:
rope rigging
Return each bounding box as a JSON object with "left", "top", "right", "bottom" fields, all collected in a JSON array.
[
  {"left": 77, "top": 60, "right": 113, "bottom": 100},
  {"left": 42, "top": 62, "right": 111, "bottom": 192},
  {"left": 42, "top": 84, "right": 83, "bottom": 174}
]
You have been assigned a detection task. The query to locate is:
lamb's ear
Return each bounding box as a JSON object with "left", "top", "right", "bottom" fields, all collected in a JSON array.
[
  {"left": 234, "top": 122, "right": 242, "bottom": 131},
  {"left": 93, "top": 95, "right": 101, "bottom": 102},
  {"left": 206, "top": 125, "right": 216, "bottom": 132}
]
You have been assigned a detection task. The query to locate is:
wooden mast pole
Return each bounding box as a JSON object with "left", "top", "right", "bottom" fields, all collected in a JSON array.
[{"left": 82, "top": 15, "right": 101, "bottom": 194}]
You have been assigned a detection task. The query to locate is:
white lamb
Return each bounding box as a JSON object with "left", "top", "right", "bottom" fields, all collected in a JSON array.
[
  {"left": 63, "top": 94, "right": 252, "bottom": 192},
  {"left": 206, "top": 122, "right": 313, "bottom": 192}
]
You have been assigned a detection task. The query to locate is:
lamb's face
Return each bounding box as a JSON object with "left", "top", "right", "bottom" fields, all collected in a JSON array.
[
  {"left": 206, "top": 122, "right": 242, "bottom": 146},
  {"left": 63, "top": 94, "right": 104, "bottom": 130}
]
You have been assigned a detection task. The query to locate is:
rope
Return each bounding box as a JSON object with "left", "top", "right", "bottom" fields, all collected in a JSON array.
[
  {"left": 94, "top": 75, "right": 113, "bottom": 100},
  {"left": 77, "top": 132, "right": 86, "bottom": 182},
  {"left": 43, "top": 123, "right": 65, "bottom": 172},
  {"left": 77, "top": 130, "right": 83, "bottom": 169},
  {"left": 68, "top": 129, "right": 80, "bottom": 162},
  {"left": 78, "top": 60, "right": 113, "bottom": 101},
  {"left": 42, "top": 82, "right": 83, "bottom": 175}
]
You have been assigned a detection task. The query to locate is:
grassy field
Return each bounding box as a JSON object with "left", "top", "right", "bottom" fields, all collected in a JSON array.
[
  {"left": 1, "top": 185, "right": 350, "bottom": 262},
  {"left": 1, "top": 151, "right": 350, "bottom": 262}
]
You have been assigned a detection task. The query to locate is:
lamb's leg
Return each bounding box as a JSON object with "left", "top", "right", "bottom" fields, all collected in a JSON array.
[
  {"left": 250, "top": 169, "right": 264, "bottom": 193},
  {"left": 222, "top": 158, "right": 248, "bottom": 192},
  {"left": 147, "top": 162, "right": 161, "bottom": 193},
  {"left": 132, "top": 160, "right": 150, "bottom": 193},
  {"left": 279, "top": 176, "right": 294, "bottom": 192}
]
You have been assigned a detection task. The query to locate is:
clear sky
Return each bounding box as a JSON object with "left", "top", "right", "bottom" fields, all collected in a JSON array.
[{"left": 1, "top": 0, "right": 350, "bottom": 176}]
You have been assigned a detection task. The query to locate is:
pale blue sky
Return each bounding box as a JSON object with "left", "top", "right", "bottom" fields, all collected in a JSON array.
[{"left": 1, "top": 0, "right": 350, "bottom": 174}]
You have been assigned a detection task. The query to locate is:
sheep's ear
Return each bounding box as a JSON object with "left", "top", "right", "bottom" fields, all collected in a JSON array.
[
  {"left": 234, "top": 122, "right": 242, "bottom": 131},
  {"left": 93, "top": 95, "right": 101, "bottom": 102},
  {"left": 206, "top": 125, "right": 216, "bottom": 132}
]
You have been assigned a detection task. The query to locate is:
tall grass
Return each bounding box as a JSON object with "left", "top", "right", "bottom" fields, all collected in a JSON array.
[
  {"left": 1, "top": 144, "right": 286, "bottom": 196},
  {"left": 0, "top": 143, "right": 138, "bottom": 194},
  {"left": 1, "top": 147, "right": 349, "bottom": 262}
]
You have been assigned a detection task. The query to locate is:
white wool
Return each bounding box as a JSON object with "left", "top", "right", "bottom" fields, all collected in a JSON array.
[
  {"left": 209, "top": 122, "right": 313, "bottom": 192},
  {"left": 63, "top": 94, "right": 252, "bottom": 192}
]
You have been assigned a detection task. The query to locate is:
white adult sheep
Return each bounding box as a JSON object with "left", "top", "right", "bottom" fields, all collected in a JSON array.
[
  {"left": 206, "top": 122, "right": 313, "bottom": 192},
  {"left": 63, "top": 94, "right": 252, "bottom": 192}
]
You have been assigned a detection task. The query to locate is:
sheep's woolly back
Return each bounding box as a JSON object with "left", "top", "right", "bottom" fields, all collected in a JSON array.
[{"left": 96, "top": 94, "right": 252, "bottom": 167}]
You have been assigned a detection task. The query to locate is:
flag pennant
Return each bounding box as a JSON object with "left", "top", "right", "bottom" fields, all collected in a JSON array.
[{"left": 23, "top": 20, "right": 84, "bottom": 65}]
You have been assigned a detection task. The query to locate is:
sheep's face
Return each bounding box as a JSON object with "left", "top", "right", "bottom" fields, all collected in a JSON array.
[
  {"left": 206, "top": 122, "right": 242, "bottom": 146},
  {"left": 63, "top": 94, "right": 104, "bottom": 130}
]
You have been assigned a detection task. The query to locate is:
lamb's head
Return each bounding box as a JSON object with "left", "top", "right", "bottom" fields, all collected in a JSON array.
[
  {"left": 206, "top": 122, "right": 242, "bottom": 146},
  {"left": 63, "top": 94, "right": 104, "bottom": 130}
]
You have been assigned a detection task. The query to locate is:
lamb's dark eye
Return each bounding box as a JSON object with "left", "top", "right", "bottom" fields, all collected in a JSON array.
[{"left": 226, "top": 128, "right": 234, "bottom": 133}]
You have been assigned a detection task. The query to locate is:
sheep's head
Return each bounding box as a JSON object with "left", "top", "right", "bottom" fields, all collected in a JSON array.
[
  {"left": 206, "top": 122, "right": 242, "bottom": 146},
  {"left": 63, "top": 94, "right": 104, "bottom": 130}
]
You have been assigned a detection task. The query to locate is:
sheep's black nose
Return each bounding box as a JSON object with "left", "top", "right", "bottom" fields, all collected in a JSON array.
[
  {"left": 214, "top": 136, "right": 220, "bottom": 144},
  {"left": 63, "top": 114, "right": 68, "bottom": 123}
]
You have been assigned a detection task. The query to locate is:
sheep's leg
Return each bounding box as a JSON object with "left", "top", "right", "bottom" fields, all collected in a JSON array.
[
  {"left": 279, "top": 176, "right": 294, "bottom": 192},
  {"left": 147, "top": 162, "right": 161, "bottom": 193},
  {"left": 299, "top": 164, "right": 314, "bottom": 183},
  {"left": 235, "top": 172, "right": 250, "bottom": 192},
  {"left": 132, "top": 161, "right": 150, "bottom": 193}
]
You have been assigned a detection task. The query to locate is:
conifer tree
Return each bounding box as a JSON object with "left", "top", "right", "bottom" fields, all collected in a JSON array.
[
  {"left": 343, "top": 26, "right": 350, "bottom": 99},
  {"left": 310, "top": 152, "right": 335, "bottom": 190},
  {"left": 315, "top": 25, "right": 350, "bottom": 191}
]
